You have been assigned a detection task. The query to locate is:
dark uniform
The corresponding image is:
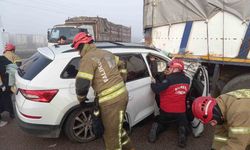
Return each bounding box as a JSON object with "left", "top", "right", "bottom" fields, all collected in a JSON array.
[
  {"left": 75, "top": 44, "right": 134, "bottom": 150},
  {"left": 0, "top": 56, "right": 14, "bottom": 118}
]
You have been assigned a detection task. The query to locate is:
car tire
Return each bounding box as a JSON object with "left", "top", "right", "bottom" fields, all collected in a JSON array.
[
  {"left": 63, "top": 107, "right": 96, "bottom": 143},
  {"left": 221, "top": 73, "right": 250, "bottom": 94}
]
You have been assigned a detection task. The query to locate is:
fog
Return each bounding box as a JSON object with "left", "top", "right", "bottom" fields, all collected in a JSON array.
[{"left": 0, "top": 0, "right": 144, "bottom": 42}]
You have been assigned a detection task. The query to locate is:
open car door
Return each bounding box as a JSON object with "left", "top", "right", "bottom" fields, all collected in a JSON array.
[{"left": 186, "top": 65, "right": 209, "bottom": 137}]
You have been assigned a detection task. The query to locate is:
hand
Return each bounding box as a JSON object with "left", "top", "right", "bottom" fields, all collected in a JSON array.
[
  {"left": 151, "top": 77, "right": 156, "bottom": 83},
  {"left": 80, "top": 99, "right": 94, "bottom": 108},
  {"left": 150, "top": 57, "right": 156, "bottom": 61},
  {"left": 164, "top": 68, "right": 171, "bottom": 75},
  {"left": 0, "top": 85, "right": 6, "bottom": 93}
]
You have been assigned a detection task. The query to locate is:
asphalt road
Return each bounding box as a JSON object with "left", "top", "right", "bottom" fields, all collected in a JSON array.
[
  {"left": 0, "top": 50, "right": 214, "bottom": 150},
  {"left": 0, "top": 112, "right": 214, "bottom": 150}
]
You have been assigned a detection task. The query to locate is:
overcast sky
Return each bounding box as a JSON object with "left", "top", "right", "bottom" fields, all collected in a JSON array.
[{"left": 0, "top": 0, "right": 144, "bottom": 42}]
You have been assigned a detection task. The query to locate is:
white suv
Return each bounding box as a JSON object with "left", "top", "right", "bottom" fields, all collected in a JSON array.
[{"left": 14, "top": 42, "right": 209, "bottom": 142}]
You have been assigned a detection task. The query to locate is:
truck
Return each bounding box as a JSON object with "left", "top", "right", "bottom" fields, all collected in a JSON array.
[
  {"left": 143, "top": 0, "right": 250, "bottom": 97},
  {"left": 47, "top": 16, "right": 131, "bottom": 46}
]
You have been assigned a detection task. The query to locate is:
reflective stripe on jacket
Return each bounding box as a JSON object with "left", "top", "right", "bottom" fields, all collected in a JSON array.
[{"left": 76, "top": 44, "right": 127, "bottom": 105}]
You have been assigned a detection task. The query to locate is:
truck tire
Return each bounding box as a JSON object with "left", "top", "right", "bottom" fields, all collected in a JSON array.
[
  {"left": 63, "top": 107, "right": 96, "bottom": 143},
  {"left": 221, "top": 73, "right": 250, "bottom": 94}
]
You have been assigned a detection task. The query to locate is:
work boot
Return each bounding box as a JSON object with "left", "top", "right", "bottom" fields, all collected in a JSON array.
[
  {"left": 148, "top": 122, "right": 159, "bottom": 143},
  {"left": 178, "top": 126, "right": 187, "bottom": 148},
  {"left": 0, "top": 120, "right": 8, "bottom": 127}
]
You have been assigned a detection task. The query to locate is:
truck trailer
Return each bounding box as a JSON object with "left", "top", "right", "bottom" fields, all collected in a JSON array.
[
  {"left": 143, "top": 0, "right": 250, "bottom": 97},
  {"left": 48, "top": 16, "right": 131, "bottom": 46}
]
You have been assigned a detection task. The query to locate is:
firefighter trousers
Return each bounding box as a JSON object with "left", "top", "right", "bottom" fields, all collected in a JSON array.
[{"left": 100, "top": 91, "right": 134, "bottom": 150}]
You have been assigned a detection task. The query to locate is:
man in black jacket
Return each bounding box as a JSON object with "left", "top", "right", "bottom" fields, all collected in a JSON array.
[{"left": 0, "top": 56, "right": 13, "bottom": 127}]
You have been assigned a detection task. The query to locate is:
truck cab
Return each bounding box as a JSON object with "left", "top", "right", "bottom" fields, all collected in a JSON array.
[{"left": 47, "top": 25, "right": 95, "bottom": 46}]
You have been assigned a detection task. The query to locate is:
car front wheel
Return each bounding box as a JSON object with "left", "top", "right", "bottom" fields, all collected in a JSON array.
[{"left": 63, "top": 107, "right": 96, "bottom": 143}]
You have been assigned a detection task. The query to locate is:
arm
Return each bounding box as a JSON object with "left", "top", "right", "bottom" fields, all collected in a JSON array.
[
  {"left": 151, "top": 79, "right": 169, "bottom": 94},
  {"left": 150, "top": 59, "right": 158, "bottom": 78},
  {"left": 219, "top": 112, "right": 250, "bottom": 150},
  {"left": 75, "top": 57, "right": 95, "bottom": 105},
  {"left": 115, "top": 56, "right": 127, "bottom": 82}
]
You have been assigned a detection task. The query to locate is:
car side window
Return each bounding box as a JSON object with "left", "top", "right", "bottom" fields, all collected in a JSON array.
[
  {"left": 117, "top": 54, "right": 149, "bottom": 82},
  {"left": 61, "top": 54, "right": 150, "bottom": 81},
  {"left": 146, "top": 54, "right": 168, "bottom": 78},
  {"left": 61, "top": 57, "right": 80, "bottom": 79}
]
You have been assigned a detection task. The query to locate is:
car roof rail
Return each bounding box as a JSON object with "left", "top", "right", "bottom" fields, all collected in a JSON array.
[{"left": 62, "top": 41, "right": 160, "bottom": 53}]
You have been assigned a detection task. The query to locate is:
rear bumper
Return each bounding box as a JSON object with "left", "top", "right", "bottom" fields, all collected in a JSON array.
[
  {"left": 13, "top": 101, "right": 61, "bottom": 138},
  {"left": 16, "top": 117, "right": 61, "bottom": 138}
]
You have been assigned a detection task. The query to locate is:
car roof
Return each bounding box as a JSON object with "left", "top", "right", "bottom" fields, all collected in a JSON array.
[{"left": 38, "top": 42, "right": 162, "bottom": 60}]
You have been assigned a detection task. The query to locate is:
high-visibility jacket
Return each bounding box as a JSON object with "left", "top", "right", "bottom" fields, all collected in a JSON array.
[
  {"left": 213, "top": 89, "right": 250, "bottom": 150},
  {"left": 75, "top": 44, "right": 127, "bottom": 105}
]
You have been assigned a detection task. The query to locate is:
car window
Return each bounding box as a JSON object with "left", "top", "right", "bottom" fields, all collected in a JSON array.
[
  {"left": 18, "top": 52, "right": 52, "bottom": 80},
  {"left": 61, "top": 57, "right": 80, "bottom": 79},
  {"left": 146, "top": 54, "right": 168, "bottom": 77},
  {"left": 61, "top": 53, "right": 150, "bottom": 82},
  {"left": 117, "top": 54, "right": 149, "bottom": 82}
]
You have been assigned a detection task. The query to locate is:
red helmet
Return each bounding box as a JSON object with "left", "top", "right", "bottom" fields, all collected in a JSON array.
[
  {"left": 168, "top": 59, "right": 184, "bottom": 71},
  {"left": 192, "top": 96, "right": 217, "bottom": 124},
  {"left": 5, "top": 43, "right": 15, "bottom": 52},
  {"left": 71, "top": 32, "right": 93, "bottom": 49}
]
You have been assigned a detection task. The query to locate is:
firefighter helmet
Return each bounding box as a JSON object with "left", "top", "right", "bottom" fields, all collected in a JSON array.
[
  {"left": 168, "top": 59, "right": 184, "bottom": 71},
  {"left": 4, "top": 43, "right": 15, "bottom": 52},
  {"left": 71, "top": 32, "right": 93, "bottom": 49},
  {"left": 192, "top": 96, "right": 217, "bottom": 124}
]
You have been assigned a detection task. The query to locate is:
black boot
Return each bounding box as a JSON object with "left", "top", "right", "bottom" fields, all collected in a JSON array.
[
  {"left": 178, "top": 126, "right": 187, "bottom": 148},
  {"left": 148, "top": 122, "right": 159, "bottom": 143}
]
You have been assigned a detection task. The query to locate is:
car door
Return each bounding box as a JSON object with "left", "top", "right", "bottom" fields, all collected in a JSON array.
[
  {"left": 187, "top": 65, "right": 209, "bottom": 100},
  {"left": 116, "top": 53, "right": 154, "bottom": 127},
  {"left": 144, "top": 53, "right": 171, "bottom": 115},
  {"left": 186, "top": 64, "right": 209, "bottom": 137}
]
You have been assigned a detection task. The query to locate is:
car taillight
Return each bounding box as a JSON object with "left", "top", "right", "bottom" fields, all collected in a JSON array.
[{"left": 19, "top": 89, "right": 58, "bottom": 103}]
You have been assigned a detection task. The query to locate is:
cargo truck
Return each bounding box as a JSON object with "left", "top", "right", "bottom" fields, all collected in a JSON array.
[
  {"left": 143, "top": 0, "right": 250, "bottom": 97},
  {"left": 47, "top": 16, "right": 131, "bottom": 46}
]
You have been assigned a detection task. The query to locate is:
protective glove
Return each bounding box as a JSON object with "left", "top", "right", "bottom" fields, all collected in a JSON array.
[
  {"left": 0, "top": 85, "right": 6, "bottom": 93},
  {"left": 80, "top": 99, "right": 94, "bottom": 108}
]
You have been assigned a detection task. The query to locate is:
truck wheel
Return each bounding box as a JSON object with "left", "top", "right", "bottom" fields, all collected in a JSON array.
[
  {"left": 63, "top": 107, "right": 96, "bottom": 143},
  {"left": 221, "top": 73, "right": 250, "bottom": 94}
]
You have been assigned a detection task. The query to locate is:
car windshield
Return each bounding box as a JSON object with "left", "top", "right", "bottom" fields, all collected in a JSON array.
[
  {"left": 18, "top": 52, "right": 52, "bottom": 80},
  {"left": 48, "top": 27, "right": 82, "bottom": 43}
]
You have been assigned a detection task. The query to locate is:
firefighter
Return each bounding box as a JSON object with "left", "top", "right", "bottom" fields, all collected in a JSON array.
[
  {"left": 148, "top": 59, "right": 190, "bottom": 148},
  {"left": 192, "top": 90, "right": 250, "bottom": 150},
  {"left": 71, "top": 32, "right": 134, "bottom": 150},
  {"left": 3, "top": 43, "right": 21, "bottom": 64}
]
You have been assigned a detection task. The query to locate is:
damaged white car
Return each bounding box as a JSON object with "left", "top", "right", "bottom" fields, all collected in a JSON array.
[{"left": 14, "top": 42, "right": 208, "bottom": 142}]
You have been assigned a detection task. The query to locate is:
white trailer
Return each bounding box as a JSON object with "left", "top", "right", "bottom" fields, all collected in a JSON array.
[{"left": 144, "top": 0, "right": 250, "bottom": 96}]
